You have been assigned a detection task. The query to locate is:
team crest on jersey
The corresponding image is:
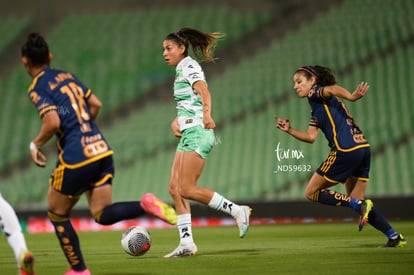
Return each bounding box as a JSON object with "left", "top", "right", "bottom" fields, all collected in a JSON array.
[
  {"left": 189, "top": 72, "right": 200, "bottom": 80},
  {"left": 307, "top": 88, "right": 315, "bottom": 98}
]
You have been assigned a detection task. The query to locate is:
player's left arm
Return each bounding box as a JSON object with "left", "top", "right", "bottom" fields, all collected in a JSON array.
[
  {"left": 30, "top": 110, "right": 60, "bottom": 167},
  {"left": 193, "top": 80, "right": 215, "bottom": 129},
  {"left": 323, "top": 82, "right": 369, "bottom": 102},
  {"left": 274, "top": 115, "right": 320, "bottom": 143}
]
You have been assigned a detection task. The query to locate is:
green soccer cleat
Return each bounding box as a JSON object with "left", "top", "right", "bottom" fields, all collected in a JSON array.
[
  {"left": 382, "top": 234, "right": 407, "bottom": 248},
  {"left": 358, "top": 199, "right": 373, "bottom": 231},
  {"left": 140, "top": 193, "right": 177, "bottom": 225},
  {"left": 20, "top": 251, "right": 35, "bottom": 275}
]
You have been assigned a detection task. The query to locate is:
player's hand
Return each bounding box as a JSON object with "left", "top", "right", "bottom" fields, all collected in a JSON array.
[
  {"left": 204, "top": 114, "right": 216, "bottom": 129},
  {"left": 171, "top": 119, "right": 181, "bottom": 138},
  {"left": 30, "top": 146, "right": 47, "bottom": 167},
  {"left": 350, "top": 82, "right": 369, "bottom": 102},
  {"left": 274, "top": 115, "right": 290, "bottom": 132}
]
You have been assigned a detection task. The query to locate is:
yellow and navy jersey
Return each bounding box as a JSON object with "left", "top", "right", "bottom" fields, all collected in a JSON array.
[
  {"left": 307, "top": 85, "right": 369, "bottom": 152},
  {"left": 27, "top": 67, "right": 113, "bottom": 168}
]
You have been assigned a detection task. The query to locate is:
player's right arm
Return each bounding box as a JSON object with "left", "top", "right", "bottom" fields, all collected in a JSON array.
[
  {"left": 171, "top": 117, "right": 181, "bottom": 138},
  {"left": 30, "top": 110, "right": 60, "bottom": 167},
  {"left": 274, "top": 115, "right": 319, "bottom": 143}
]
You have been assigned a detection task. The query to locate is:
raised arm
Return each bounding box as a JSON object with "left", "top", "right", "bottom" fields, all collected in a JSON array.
[{"left": 322, "top": 82, "right": 369, "bottom": 102}]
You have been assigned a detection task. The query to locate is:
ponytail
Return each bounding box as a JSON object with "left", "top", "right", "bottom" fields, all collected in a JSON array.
[
  {"left": 166, "top": 27, "right": 225, "bottom": 62},
  {"left": 21, "top": 32, "right": 50, "bottom": 66}
]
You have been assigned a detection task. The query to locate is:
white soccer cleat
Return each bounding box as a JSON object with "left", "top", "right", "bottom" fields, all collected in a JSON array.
[
  {"left": 236, "top": 205, "right": 252, "bottom": 238},
  {"left": 164, "top": 242, "right": 198, "bottom": 258}
]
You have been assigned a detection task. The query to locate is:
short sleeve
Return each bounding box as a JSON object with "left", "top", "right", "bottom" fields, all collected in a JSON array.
[
  {"left": 182, "top": 60, "right": 205, "bottom": 87},
  {"left": 28, "top": 89, "right": 57, "bottom": 118}
]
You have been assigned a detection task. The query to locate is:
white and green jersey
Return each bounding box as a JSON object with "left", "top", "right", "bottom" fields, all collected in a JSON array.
[{"left": 174, "top": 56, "right": 206, "bottom": 131}]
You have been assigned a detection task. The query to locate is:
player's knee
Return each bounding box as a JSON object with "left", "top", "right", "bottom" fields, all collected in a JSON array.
[
  {"left": 47, "top": 210, "right": 69, "bottom": 222},
  {"left": 179, "top": 186, "right": 196, "bottom": 200},
  {"left": 168, "top": 184, "right": 177, "bottom": 197},
  {"left": 168, "top": 181, "right": 180, "bottom": 199},
  {"left": 304, "top": 189, "right": 314, "bottom": 201},
  {"left": 93, "top": 209, "right": 105, "bottom": 225}
]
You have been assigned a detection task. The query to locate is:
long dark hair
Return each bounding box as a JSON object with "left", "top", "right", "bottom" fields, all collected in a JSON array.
[
  {"left": 296, "top": 65, "right": 336, "bottom": 86},
  {"left": 165, "top": 27, "right": 225, "bottom": 62},
  {"left": 21, "top": 32, "right": 50, "bottom": 66}
]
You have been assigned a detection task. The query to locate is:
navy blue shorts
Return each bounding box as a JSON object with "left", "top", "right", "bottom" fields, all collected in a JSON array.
[
  {"left": 49, "top": 156, "right": 114, "bottom": 197},
  {"left": 316, "top": 147, "right": 371, "bottom": 183}
]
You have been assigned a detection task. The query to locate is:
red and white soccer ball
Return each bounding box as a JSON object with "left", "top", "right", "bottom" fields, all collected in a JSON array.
[{"left": 121, "top": 226, "right": 151, "bottom": 256}]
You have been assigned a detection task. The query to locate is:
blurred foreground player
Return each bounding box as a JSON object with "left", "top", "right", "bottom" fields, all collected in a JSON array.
[
  {"left": 21, "top": 32, "right": 177, "bottom": 274},
  {"left": 0, "top": 193, "right": 35, "bottom": 275}
]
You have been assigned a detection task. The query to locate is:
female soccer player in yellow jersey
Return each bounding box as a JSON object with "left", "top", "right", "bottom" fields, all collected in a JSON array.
[
  {"left": 275, "top": 65, "right": 406, "bottom": 247},
  {"left": 21, "top": 32, "right": 177, "bottom": 274},
  {"left": 162, "top": 27, "right": 251, "bottom": 257}
]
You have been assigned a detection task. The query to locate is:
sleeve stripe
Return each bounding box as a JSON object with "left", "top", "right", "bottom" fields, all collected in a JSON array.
[{"left": 39, "top": 106, "right": 58, "bottom": 117}]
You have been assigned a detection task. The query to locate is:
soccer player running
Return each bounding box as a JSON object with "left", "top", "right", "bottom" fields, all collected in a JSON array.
[
  {"left": 275, "top": 65, "right": 406, "bottom": 247},
  {"left": 21, "top": 32, "right": 177, "bottom": 275},
  {"left": 162, "top": 27, "right": 251, "bottom": 257},
  {"left": 0, "top": 193, "right": 35, "bottom": 274}
]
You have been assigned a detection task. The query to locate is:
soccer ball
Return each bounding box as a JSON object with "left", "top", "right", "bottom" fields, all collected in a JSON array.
[{"left": 121, "top": 226, "right": 151, "bottom": 256}]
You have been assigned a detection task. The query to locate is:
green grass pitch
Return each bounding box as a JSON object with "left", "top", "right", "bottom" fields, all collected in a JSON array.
[{"left": 1, "top": 221, "right": 413, "bottom": 275}]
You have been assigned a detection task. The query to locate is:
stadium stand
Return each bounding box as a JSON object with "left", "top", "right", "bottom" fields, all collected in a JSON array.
[
  {"left": 48, "top": 7, "right": 272, "bottom": 114},
  {"left": 0, "top": 5, "right": 271, "bottom": 173},
  {"left": 0, "top": 16, "right": 30, "bottom": 53}
]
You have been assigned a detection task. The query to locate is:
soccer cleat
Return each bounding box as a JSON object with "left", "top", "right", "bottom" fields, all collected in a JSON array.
[
  {"left": 358, "top": 199, "right": 373, "bottom": 231},
  {"left": 382, "top": 234, "right": 407, "bottom": 248},
  {"left": 164, "top": 242, "right": 198, "bottom": 258},
  {"left": 64, "top": 269, "right": 91, "bottom": 275},
  {"left": 140, "top": 193, "right": 177, "bottom": 225},
  {"left": 20, "top": 251, "right": 35, "bottom": 275},
  {"left": 236, "top": 205, "right": 252, "bottom": 238}
]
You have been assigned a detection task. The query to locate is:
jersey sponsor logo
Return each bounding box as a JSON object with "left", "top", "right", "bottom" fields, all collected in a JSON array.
[
  {"left": 330, "top": 190, "right": 351, "bottom": 203},
  {"left": 81, "top": 134, "right": 103, "bottom": 146},
  {"left": 62, "top": 244, "right": 80, "bottom": 266},
  {"left": 80, "top": 134, "right": 108, "bottom": 155},
  {"left": 188, "top": 72, "right": 200, "bottom": 80},
  {"left": 83, "top": 140, "right": 109, "bottom": 157},
  {"left": 353, "top": 134, "right": 367, "bottom": 143}
]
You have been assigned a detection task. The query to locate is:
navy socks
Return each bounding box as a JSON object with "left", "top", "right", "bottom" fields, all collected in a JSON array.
[{"left": 94, "top": 201, "right": 146, "bottom": 225}]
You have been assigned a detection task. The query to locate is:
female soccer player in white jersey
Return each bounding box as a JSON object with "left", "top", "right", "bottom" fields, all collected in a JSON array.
[
  {"left": 0, "top": 193, "right": 35, "bottom": 274},
  {"left": 162, "top": 27, "right": 251, "bottom": 257}
]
